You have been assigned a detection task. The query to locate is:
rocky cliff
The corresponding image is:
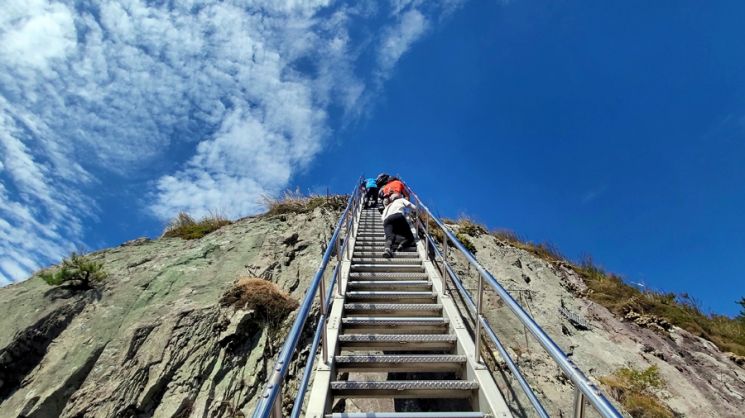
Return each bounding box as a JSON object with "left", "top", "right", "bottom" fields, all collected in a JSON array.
[
  {"left": 1, "top": 202, "right": 743, "bottom": 418},
  {"left": 0, "top": 205, "right": 342, "bottom": 418},
  {"left": 446, "top": 225, "right": 745, "bottom": 418}
]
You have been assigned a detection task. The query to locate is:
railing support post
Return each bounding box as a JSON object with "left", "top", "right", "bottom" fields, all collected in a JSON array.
[
  {"left": 573, "top": 388, "right": 586, "bottom": 418},
  {"left": 335, "top": 238, "right": 342, "bottom": 296},
  {"left": 318, "top": 273, "right": 328, "bottom": 365},
  {"left": 270, "top": 383, "right": 282, "bottom": 418},
  {"left": 474, "top": 273, "right": 484, "bottom": 363}
]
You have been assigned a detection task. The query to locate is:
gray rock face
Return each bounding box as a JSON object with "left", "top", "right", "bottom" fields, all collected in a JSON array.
[
  {"left": 0, "top": 208, "right": 340, "bottom": 418},
  {"left": 447, "top": 228, "right": 745, "bottom": 418},
  {"left": 3, "top": 208, "right": 743, "bottom": 417}
]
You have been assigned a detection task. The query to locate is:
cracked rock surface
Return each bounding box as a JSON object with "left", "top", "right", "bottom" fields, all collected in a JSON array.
[{"left": 0, "top": 207, "right": 340, "bottom": 418}]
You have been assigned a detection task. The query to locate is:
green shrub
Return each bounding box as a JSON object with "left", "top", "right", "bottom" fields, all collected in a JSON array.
[
  {"left": 39, "top": 253, "right": 107, "bottom": 288},
  {"left": 263, "top": 190, "right": 348, "bottom": 216},
  {"left": 600, "top": 366, "right": 673, "bottom": 418},
  {"left": 163, "top": 212, "right": 231, "bottom": 240}
]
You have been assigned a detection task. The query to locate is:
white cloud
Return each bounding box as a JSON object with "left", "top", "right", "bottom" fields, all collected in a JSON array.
[
  {"left": 378, "top": 9, "right": 429, "bottom": 74},
  {"left": 0, "top": 0, "right": 462, "bottom": 283}
]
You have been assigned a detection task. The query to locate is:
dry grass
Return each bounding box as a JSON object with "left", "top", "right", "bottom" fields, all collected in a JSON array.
[
  {"left": 458, "top": 220, "right": 745, "bottom": 357},
  {"left": 220, "top": 278, "right": 299, "bottom": 327},
  {"left": 575, "top": 259, "right": 745, "bottom": 356},
  {"left": 163, "top": 212, "right": 232, "bottom": 240},
  {"left": 600, "top": 366, "right": 673, "bottom": 418},
  {"left": 263, "top": 190, "right": 347, "bottom": 216}
]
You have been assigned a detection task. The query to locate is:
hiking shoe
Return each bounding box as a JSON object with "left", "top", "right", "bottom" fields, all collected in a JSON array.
[{"left": 382, "top": 248, "right": 393, "bottom": 258}]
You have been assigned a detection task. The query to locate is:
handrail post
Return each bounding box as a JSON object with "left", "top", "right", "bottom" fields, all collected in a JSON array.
[
  {"left": 270, "top": 384, "right": 282, "bottom": 418},
  {"left": 424, "top": 210, "right": 429, "bottom": 260},
  {"left": 573, "top": 388, "right": 586, "bottom": 418},
  {"left": 474, "top": 273, "right": 484, "bottom": 363},
  {"left": 335, "top": 237, "right": 342, "bottom": 296},
  {"left": 318, "top": 270, "right": 328, "bottom": 365}
]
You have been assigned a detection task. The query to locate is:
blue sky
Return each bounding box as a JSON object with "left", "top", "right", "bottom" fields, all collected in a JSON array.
[{"left": 2, "top": 1, "right": 744, "bottom": 316}]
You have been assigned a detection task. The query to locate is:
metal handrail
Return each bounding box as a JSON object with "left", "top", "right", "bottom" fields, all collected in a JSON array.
[
  {"left": 420, "top": 231, "right": 549, "bottom": 418},
  {"left": 290, "top": 262, "right": 339, "bottom": 418},
  {"left": 407, "top": 185, "right": 622, "bottom": 418},
  {"left": 252, "top": 183, "right": 363, "bottom": 418}
]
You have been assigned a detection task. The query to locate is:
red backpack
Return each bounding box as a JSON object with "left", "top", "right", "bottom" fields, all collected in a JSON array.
[{"left": 381, "top": 180, "right": 409, "bottom": 200}]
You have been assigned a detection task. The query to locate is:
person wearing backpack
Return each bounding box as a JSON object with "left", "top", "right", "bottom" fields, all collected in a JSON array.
[
  {"left": 380, "top": 193, "right": 417, "bottom": 258},
  {"left": 376, "top": 173, "right": 410, "bottom": 202},
  {"left": 362, "top": 177, "right": 379, "bottom": 209}
]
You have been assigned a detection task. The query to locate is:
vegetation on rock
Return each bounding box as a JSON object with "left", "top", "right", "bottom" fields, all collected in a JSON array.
[
  {"left": 163, "top": 212, "right": 232, "bottom": 240},
  {"left": 600, "top": 365, "right": 673, "bottom": 418},
  {"left": 220, "top": 277, "right": 299, "bottom": 327},
  {"left": 452, "top": 219, "right": 745, "bottom": 357},
  {"left": 263, "top": 190, "right": 348, "bottom": 216},
  {"left": 39, "top": 253, "right": 107, "bottom": 288}
]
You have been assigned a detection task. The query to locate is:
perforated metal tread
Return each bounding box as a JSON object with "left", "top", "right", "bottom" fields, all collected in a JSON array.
[
  {"left": 346, "top": 291, "right": 435, "bottom": 297},
  {"left": 330, "top": 380, "right": 480, "bottom": 398},
  {"left": 349, "top": 271, "right": 429, "bottom": 280},
  {"left": 327, "top": 413, "right": 485, "bottom": 418},
  {"left": 338, "top": 334, "right": 456, "bottom": 342},
  {"left": 354, "top": 252, "right": 419, "bottom": 258},
  {"left": 336, "top": 354, "right": 466, "bottom": 363},
  {"left": 343, "top": 317, "right": 448, "bottom": 325},
  {"left": 352, "top": 258, "right": 422, "bottom": 264},
  {"left": 344, "top": 303, "right": 442, "bottom": 311},
  {"left": 348, "top": 280, "right": 431, "bottom": 288},
  {"left": 352, "top": 264, "right": 425, "bottom": 272},
  {"left": 335, "top": 355, "right": 466, "bottom": 373}
]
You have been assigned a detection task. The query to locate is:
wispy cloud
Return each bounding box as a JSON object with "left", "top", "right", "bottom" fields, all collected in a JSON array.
[
  {"left": 0, "top": 0, "right": 463, "bottom": 283},
  {"left": 581, "top": 185, "right": 608, "bottom": 205}
]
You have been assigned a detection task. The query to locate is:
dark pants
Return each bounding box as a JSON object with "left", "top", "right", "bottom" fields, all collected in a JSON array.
[
  {"left": 364, "top": 187, "right": 378, "bottom": 208},
  {"left": 383, "top": 213, "right": 415, "bottom": 252}
]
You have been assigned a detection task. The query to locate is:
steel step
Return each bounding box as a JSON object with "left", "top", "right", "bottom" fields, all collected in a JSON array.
[
  {"left": 349, "top": 272, "right": 429, "bottom": 280},
  {"left": 352, "top": 258, "right": 421, "bottom": 264},
  {"left": 345, "top": 291, "right": 437, "bottom": 304},
  {"left": 347, "top": 280, "right": 432, "bottom": 291},
  {"left": 335, "top": 354, "right": 466, "bottom": 373},
  {"left": 327, "top": 413, "right": 485, "bottom": 418},
  {"left": 342, "top": 317, "right": 448, "bottom": 333},
  {"left": 337, "top": 333, "right": 456, "bottom": 351},
  {"left": 352, "top": 264, "right": 425, "bottom": 273},
  {"left": 354, "top": 251, "right": 419, "bottom": 258},
  {"left": 344, "top": 303, "right": 442, "bottom": 315},
  {"left": 330, "top": 380, "right": 479, "bottom": 398}
]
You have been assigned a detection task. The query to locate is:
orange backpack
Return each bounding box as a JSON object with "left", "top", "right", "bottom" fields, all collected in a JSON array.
[{"left": 381, "top": 180, "right": 409, "bottom": 200}]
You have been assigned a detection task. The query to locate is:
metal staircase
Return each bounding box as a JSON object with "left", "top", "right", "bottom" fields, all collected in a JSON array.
[
  {"left": 303, "top": 207, "right": 509, "bottom": 417},
  {"left": 252, "top": 181, "right": 623, "bottom": 418}
]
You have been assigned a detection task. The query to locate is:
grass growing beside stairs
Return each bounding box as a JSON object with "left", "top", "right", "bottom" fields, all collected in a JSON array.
[{"left": 449, "top": 217, "right": 745, "bottom": 357}]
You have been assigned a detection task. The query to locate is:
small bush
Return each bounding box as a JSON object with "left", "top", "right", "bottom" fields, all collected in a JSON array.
[
  {"left": 600, "top": 365, "right": 673, "bottom": 418},
  {"left": 455, "top": 232, "right": 477, "bottom": 254},
  {"left": 39, "top": 253, "right": 107, "bottom": 288},
  {"left": 163, "top": 212, "right": 231, "bottom": 240},
  {"left": 263, "top": 190, "right": 347, "bottom": 216},
  {"left": 220, "top": 278, "right": 299, "bottom": 327},
  {"left": 455, "top": 217, "right": 486, "bottom": 237}
]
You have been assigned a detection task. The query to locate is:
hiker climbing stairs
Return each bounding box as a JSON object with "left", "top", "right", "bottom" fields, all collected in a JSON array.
[
  {"left": 252, "top": 180, "right": 622, "bottom": 418},
  {"left": 304, "top": 207, "right": 511, "bottom": 417}
]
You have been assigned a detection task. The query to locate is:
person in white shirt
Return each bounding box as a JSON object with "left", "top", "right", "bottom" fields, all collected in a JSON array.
[{"left": 380, "top": 196, "right": 417, "bottom": 258}]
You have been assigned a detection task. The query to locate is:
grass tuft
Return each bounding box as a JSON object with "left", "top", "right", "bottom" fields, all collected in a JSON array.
[
  {"left": 163, "top": 212, "right": 232, "bottom": 240},
  {"left": 220, "top": 277, "right": 299, "bottom": 327},
  {"left": 600, "top": 365, "right": 673, "bottom": 418},
  {"left": 263, "top": 190, "right": 347, "bottom": 216}
]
